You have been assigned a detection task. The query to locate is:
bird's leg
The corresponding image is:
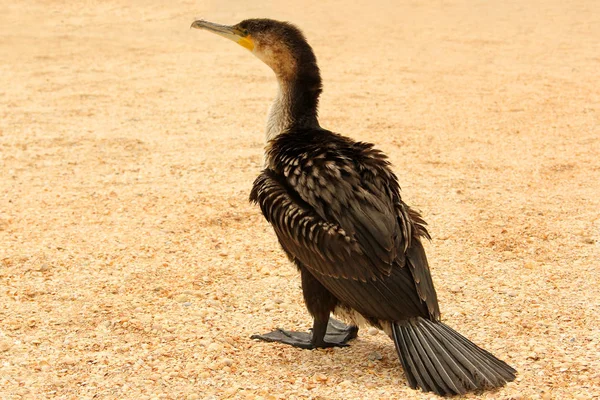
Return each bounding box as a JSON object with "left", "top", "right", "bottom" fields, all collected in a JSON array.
[
  {"left": 250, "top": 266, "right": 358, "bottom": 349},
  {"left": 309, "top": 313, "right": 359, "bottom": 348}
]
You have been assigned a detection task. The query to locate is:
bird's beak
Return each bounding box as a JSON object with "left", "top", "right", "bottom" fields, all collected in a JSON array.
[{"left": 190, "top": 20, "right": 254, "bottom": 51}]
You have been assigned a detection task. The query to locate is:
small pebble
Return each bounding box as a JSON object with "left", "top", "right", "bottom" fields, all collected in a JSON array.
[
  {"left": 99, "top": 320, "right": 111, "bottom": 329},
  {"left": 37, "top": 263, "right": 50, "bottom": 272},
  {"left": 315, "top": 373, "right": 328, "bottom": 382},
  {"left": 0, "top": 341, "right": 12, "bottom": 352},
  {"left": 150, "top": 373, "right": 161, "bottom": 381},
  {"left": 174, "top": 294, "right": 190, "bottom": 303},
  {"left": 62, "top": 356, "right": 76, "bottom": 365},
  {"left": 221, "top": 357, "right": 233, "bottom": 366},
  {"left": 367, "top": 327, "right": 379, "bottom": 336},
  {"left": 524, "top": 261, "right": 536, "bottom": 269},
  {"left": 449, "top": 285, "right": 462, "bottom": 293},
  {"left": 368, "top": 351, "right": 383, "bottom": 361},
  {"left": 207, "top": 343, "right": 221, "bottom": 352}
]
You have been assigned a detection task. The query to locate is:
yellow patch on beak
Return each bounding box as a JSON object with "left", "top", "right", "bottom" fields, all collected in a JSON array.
[
  {"left": 237, "top": 35, "right": 254, "bottom": 51},
  {"left": 190, "top": 20, "right": 254, "bottom": 52}
]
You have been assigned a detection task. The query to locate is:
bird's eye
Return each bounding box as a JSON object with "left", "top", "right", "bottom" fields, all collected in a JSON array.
[{"left": 243, "top": 29, "right": 249, "bottom": 36}]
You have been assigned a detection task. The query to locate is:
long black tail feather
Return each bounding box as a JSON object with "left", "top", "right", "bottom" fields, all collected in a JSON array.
[{"left": 391, "top": 318, "right": 516, "bottom": 396}]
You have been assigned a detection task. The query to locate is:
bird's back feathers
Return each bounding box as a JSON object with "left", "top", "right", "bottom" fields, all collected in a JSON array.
[{"left": 252, "top": 127, "right": 440, "bottom": 319}]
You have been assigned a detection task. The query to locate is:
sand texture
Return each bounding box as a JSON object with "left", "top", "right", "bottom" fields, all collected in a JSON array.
[{"left": 1, "top": 0, "right": 599, "bottom": 399}]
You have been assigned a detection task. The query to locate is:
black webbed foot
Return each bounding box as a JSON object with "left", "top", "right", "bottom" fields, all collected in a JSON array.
[
  {"left": 251, "top": 318, "right": 358, "bottom": 349},
  {"left": 324, "top": 318, "right": 359, "bottom": 344}
]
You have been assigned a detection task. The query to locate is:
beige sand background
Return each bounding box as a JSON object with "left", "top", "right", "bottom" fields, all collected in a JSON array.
[{"left": 1, "top": 0, "right": 599, "bottom": 399}]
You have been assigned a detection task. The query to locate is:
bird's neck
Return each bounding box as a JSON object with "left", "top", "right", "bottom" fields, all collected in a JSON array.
[{"left": 265, "top": 69, "right": 322, "bottom": 142}]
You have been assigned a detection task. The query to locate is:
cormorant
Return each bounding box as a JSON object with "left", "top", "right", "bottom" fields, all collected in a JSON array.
[{"left": 191, "top": 18, "right": 516, "bottom": 396}]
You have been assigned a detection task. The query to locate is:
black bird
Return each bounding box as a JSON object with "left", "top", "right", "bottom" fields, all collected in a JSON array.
[{"left": 191, "top": 18, "right": 516, "bottom": 396}]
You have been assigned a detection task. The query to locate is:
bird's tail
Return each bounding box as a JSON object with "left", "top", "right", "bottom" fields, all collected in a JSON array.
[{"left": 391, "top": 317, "right": 516, "bottom": 396}]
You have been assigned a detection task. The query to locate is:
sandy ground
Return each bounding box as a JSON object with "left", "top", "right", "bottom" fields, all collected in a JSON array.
[{"left": 1, "top": 0, "right": 599, "bottom": 399}]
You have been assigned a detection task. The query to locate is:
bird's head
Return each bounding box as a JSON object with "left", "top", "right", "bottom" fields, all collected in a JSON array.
[{"left": 191, "top": 18, "right": 316, "bottom": 81}]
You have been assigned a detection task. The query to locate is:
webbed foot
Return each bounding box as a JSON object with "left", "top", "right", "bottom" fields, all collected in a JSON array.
[{"left": 251, "top": 318, "right": 358, "bottom": 349}]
